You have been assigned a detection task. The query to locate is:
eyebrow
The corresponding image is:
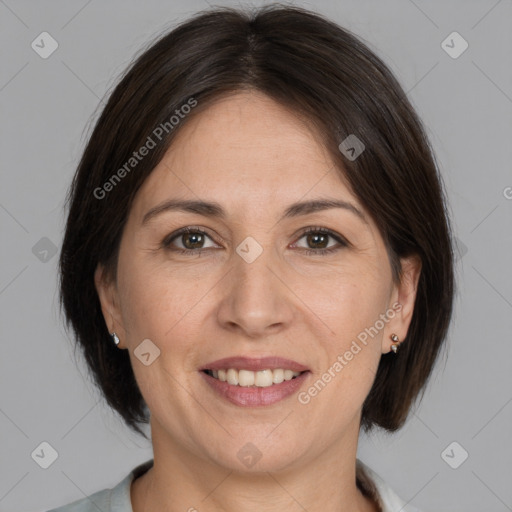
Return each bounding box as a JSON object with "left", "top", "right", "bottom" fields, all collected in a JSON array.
[{"left": 141, "top": 198, "right": 367, "bottom": 225}]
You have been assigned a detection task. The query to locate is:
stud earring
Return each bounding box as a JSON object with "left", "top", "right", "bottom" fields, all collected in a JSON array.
[
  {"left": 390, "top": 333, "right": 400, "bottom": 353},
  {"left": 111, "top": 332, "right": 120, "bottom": 346}
]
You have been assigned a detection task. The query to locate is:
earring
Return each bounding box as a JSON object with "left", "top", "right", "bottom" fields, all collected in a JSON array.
[
  {"left": 111, "top": 332, "right": 120, "bottom": 346},
  {"left": 390, "top": 333, "right": 400, "bottom": 353}
]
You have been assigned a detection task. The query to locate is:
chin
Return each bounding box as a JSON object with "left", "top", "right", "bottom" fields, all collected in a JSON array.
[{"left": 200, "top": 434, "right": 307, "bottom": 474}]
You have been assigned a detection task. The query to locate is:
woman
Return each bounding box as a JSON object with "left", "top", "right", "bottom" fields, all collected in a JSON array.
[{"left": 51, "top": 4, "right": 454, "bottom": 512}]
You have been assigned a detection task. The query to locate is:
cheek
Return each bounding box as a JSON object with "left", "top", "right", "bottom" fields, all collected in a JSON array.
[
  {"left": 116, "top": 254, "right": 212, "bottom": 378},
  {"left": 116, "top": 260, "right": 203, "bottom": 403},
  {"left": 117, "top": 249, "right": 191, "bottom": 334},
  {"left": 312, "top": 271, "right": 389, "bottom": 386},
  {"left": 299, "top": 283, "right": 386, "bottom": 429},
  {"left": 315, "top": 268, "right": 390, "bottom": 338}
]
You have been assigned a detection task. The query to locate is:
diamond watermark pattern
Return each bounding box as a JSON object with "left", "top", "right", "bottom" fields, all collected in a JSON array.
[
  {"left": 237, "top": 442, "right": 263, "bottom": 468},
  {"left": 236, "top": 236, "right": 263, "bottom": 263},
  {"left": 32, "top": 237, "right": 58, "bottom": 263},
  {"left": 31, "top": 441, "right": 59, "bottom": 469},
  {"left": 441, "top": 441, "right": 469, "bottom": 469},
  {"left": 31, "top": 32, "right": 59, "bottom": 59},
  {"left": 338, "top": 134, "right": 365, "bottom": 161},
  {"left": 453, "top": 237, "right": 468, "bottom": 261},
  {"left": 134, "top": 338, "right": 161, "bottom": 366},
  {"left": 441, "top": 32, "right": 468, "bottom": 59}
]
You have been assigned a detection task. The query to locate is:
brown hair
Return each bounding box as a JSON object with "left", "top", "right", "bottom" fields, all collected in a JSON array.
[{"left": 59, "top": 4, "right": 455, "bottom": 438}]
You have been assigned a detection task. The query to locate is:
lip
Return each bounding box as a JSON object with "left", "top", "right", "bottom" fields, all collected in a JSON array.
[
  {"left": 200, "top": 369, "right": 310, "bottom": 407},
  {"left": 199, "top": 356, "right": 310, "bottom": 372}
]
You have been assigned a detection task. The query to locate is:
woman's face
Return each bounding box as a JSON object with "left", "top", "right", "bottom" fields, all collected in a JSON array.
[{"left": 96, "top": 90, "right": 419, "bottom": 472}]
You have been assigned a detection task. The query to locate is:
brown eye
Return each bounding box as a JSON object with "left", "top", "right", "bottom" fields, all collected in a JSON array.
[
  {"left": 305, "top": 232, "right": 329, "bottom": 249},
  {"left": 293, "top": 227, "right": 348, "bottom": 256},
  {"left": 162, "top": 227, "right": 217, "bottom": 252},
  {"left": 181, "top": 232, "right": 205, "bottom": 249}
]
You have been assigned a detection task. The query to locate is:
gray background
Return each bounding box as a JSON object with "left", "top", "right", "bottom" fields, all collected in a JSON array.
[{"left": 1, "top": 0, "right": 511, "bottom": 511}]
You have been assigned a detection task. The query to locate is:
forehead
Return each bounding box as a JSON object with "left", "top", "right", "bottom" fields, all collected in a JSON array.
[{"left": 131, "top": 91, "right": 363, "bottom": 221}]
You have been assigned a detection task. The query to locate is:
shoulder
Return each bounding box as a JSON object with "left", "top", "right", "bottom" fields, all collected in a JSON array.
[
  {"left": 46, "top": 487, "right": 111, "bottom": 512},
  {"left": 356, "top": 459, "right": 424, "bottom": 512},
  {"left": 46, "top": 460, "right": 154, "bottom": 512}
]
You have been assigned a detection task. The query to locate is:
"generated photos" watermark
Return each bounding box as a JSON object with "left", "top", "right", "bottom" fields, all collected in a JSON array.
[
  {"left": 93, "top": 97, "right": 198, "bottom": 200},
  {"left": 298, "top": 302, "right": 402, "bottom": 404}
]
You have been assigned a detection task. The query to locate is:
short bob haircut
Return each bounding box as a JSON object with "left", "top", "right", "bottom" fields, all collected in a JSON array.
[{"left": 59, "top": 4, "right": 455, "bottom": 439}]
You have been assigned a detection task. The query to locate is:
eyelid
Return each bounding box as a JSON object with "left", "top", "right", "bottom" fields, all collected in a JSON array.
[
  {"left": 290, "top": 226, "right": 350, "bottom": 254},
  {"left": 161, "top": 226, "right": 220, "bottom": 248},
  {"left": 162, "top": 225, "right": 349, "bottom": 253}
]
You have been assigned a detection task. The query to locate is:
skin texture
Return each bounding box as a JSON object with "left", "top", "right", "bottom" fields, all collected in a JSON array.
[{"left": 95, "top": 91, "right": 421, "bottom": 512}]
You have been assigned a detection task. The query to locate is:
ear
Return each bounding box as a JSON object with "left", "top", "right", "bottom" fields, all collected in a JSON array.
[
  {"left": 382, "top": 254, "right": 422, "bottom": 354},
  {"left": 94, "top": 264, "right": 126, "bottom": 348}
]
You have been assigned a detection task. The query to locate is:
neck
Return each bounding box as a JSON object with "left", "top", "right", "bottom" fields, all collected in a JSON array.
[{"left": 131, "top": 419, "right": 379, "bottom": 512}]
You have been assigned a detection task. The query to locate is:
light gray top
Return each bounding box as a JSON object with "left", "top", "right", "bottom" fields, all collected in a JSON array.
[{"left": 46, "top": 458, "right": 422, "bottom": 512}]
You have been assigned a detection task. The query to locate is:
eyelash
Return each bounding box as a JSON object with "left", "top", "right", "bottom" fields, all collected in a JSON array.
[{"left": 161, "top": 226, "right": 348, "bottom": 257}]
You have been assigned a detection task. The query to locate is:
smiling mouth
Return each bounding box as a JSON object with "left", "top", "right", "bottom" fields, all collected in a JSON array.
[{"left": 202, "top": 368, "right": 307, "bottom": 387}]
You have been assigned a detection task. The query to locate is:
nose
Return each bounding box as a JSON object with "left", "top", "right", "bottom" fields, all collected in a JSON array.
[{"left": 216, "top": 243, "right": 295, "bottom": 339}]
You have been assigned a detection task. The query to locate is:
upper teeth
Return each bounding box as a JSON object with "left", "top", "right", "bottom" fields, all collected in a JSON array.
[{"left": 209, "top": 368, "right": 301, "bottom": 387}]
